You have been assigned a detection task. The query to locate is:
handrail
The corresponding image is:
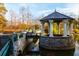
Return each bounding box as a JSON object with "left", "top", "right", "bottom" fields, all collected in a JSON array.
[{"left": 0, "top": 40, "right": 10, "bottom": 56}]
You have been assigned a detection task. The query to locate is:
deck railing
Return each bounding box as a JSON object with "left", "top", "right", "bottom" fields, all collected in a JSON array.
[
  {"left": 0, "top": 40, "right": 12, "bottom": 56},
  {"left": 0, "top": 32, "right": 40, "bottom": 56},
  {"left": 0, "top": 34, "right": 14, "bottom": 56}
]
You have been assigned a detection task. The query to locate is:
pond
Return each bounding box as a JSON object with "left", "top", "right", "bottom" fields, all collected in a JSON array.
[
  {"left": 25, "top": 40, "right": 79, "bottom": 56},
  {"left": 1, "top": 34, "right": 79, "bottom": 56},
  {"left": 74, "top": 41, "right": 79, "bottom": 56}
]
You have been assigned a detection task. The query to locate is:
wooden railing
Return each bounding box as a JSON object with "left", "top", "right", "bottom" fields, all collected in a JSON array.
[
  {"left": 0, "top": 40, "right": 10, "bottom": 56},
  {"left": 0, "top": 34, "right": 15, "bottom": 56},
  {"left": 0, "top": 32, "right": 39, "bottom": 56}
]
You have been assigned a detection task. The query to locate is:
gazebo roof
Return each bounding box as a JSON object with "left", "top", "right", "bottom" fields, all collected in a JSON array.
[{"left": 40, "top": 10, "right": 74, "bottom": 21}]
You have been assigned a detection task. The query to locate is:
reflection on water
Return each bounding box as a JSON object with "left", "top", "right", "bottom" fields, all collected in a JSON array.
[
  {"left": 1, "top": 34, "right": 79, "bottom": 56},
  {"left": 39, "top": 41, "right": 79, "bottom": 56},
  {"left": 74, "top": 41, "right": 79, "bottom": 56},
  {"left": 40, "top": 47, "right": 75, "bottom": 56},
  {"left": 25, "top": 41, "right": 79, "bottom": 56}
]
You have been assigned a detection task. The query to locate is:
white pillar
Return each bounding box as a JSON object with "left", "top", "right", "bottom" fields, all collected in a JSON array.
[
  {"left": 41, "top": 22, "right": 44, "bottom": 36},
  {"left": 68, "top": 22, "right": 70, "bottom": 35},
  {"left": 49, "top": 20, "right": 53, "bottom": 37},
  {"left": 68, "top": 28, "right": 70, "bottom": 35},
  {"left": 64, "top": 20, "right": 67, "bottom": 36},
  {"left": 58, "top": 23, "right": 60, "bottom": 34},
  {"left": 70, "top": 23, "right": 73, "bottom": 34}
]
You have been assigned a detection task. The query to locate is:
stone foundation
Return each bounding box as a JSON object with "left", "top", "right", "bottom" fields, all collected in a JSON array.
[{"left": 39, "top": 36, "right": 75, "bottom": 50}]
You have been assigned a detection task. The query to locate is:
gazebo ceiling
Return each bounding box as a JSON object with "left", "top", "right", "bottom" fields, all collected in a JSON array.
[{"left": 40, "top": 10, "right": 74, "bottom": 21}]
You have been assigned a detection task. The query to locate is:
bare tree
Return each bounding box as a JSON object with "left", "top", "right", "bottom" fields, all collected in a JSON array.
[
  {"left": 19, "top": 6, "right": 33, "bottom": 24},
  {"left": 19, "top": 7, "right": 26, "bottom": 23},
  {"left": 9, "top": 10, "right": 18, "bottom": 25}
]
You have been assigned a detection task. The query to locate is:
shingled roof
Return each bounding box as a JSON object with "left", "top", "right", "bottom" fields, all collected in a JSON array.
[{"left": 40, "top": 10, "right": 74, "bottom": 21}]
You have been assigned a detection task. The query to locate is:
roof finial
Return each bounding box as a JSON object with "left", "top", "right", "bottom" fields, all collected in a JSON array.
[{"left": 55, "top": 9, "right": 56, "bottom": 12}]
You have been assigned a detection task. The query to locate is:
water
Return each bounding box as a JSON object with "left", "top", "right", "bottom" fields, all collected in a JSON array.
[
  {"left": 24, "top": 41, "right": 79, "bottom": 56},
  {"left": 40, "top": 47, "right": 75, "bottom": 56},
  {"left": 1, "top": 34, "right": 79, "bottom": 56},
  {"left": 74, "top": 41, "right": 79, "bottom": 56}
]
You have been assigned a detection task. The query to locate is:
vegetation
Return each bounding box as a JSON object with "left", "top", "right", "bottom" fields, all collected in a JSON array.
[
  {"left": 0, "top": 3, "right": 41, "bottom": 33},
  {"left": 0, "top": 3, "right": 79, "bottom": 42},
  {"left": 0, "top": 3, "right": 7, "bottom": 32},
  {"left": 73, "top": 19, "right": 79, "bottom": 41}
]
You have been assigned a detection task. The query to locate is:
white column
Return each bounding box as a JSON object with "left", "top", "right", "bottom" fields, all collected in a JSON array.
[
  {"left": 64, "top": 20, "right": 67, "bottom": 36},
  {"left": 68, "top": 22, "right": 70, "bottom": 35},
  {"left": 68, "top": 28, "right": 70, "bottom": 35},
  {"left": 70, "top": 23, "right": 73, "bottom": 34},
  {"left": 49, "top": 20, "right": 53, "bottom": 37},
  {"left": 41, "top": 22, "right": 44, "bottom": 36},
  {"left": 58, "top": 23, "right": 60, "bottom": 34}
]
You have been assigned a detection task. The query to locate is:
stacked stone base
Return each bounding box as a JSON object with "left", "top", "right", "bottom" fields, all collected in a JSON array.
[{"left": 40, "top": 36, "right": 75, "bottom": 50}]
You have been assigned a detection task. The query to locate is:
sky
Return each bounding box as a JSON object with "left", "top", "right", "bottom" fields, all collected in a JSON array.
[{"left": 4, "top": 3, "right": 79, "bottom": 20}]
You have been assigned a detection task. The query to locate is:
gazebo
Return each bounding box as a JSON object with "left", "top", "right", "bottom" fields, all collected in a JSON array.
[{"left": 40, "top": 10, "right": 75, "bottom": 50}]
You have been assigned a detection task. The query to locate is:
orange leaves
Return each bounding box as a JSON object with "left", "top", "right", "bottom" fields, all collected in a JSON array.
[
  {"left": 44, "top": 22, "right": 49, "bottom": 30},
  {"left": 19, "top": 23, "right": 28, "bottom": 30},
  {"left": 34, "top": 23, "right": 40, "bottom": 30}
]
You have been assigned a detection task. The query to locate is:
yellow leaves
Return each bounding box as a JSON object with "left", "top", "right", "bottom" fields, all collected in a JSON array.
[
  {"left": 53, "top": 22, "right": 64, "bottom": 35},
  {"left": 0, "top": 15, "right": 7, "bottom": 32},
  {"left": 0, "top": 3, "right": 7, "bottom": 33},
  {"left": 74, "top": 29, "right": 79, "bottom": 33},
  {"left": 19, "top": 23, "right": 27, "bottom": 30},
  {"left": 53, "top": 23, "right": 58, "bottom": 34},
  {"left": 43, "top": 23, "right": 49, "bottom": 34},
  {"left": 59, "top": 22, "right": 64, "bottom": 34},
  {"left": 0, "top": 15, "right": 7, "bottom": 22},
  {"left": 34, "top": 24, "right": 40, "bottom": 30},
  {"left": 73, "top": 20, "right": 79, "bottom": 41},
  {"left": 44, "top": 22, "right": 49, "bottom": 29},
  {"left": 73, "top": 29, "right": 79, "bottom": 41},
  {"left": 43, "top": 32, "right": 48, "bottom": 36},
  {"left": 0, "top": 3, "right": 7, "bottom": 13},
  {"left": 35, "top": 29, "right": 41, "bottom": 34},
  {"left": 28, "top": 29, "right": 32, "bottom": 32}
]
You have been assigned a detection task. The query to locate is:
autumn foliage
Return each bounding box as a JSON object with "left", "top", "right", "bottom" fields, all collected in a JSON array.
[{"left": 0, "top": 3, "right": 41, "bottom": 33}]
